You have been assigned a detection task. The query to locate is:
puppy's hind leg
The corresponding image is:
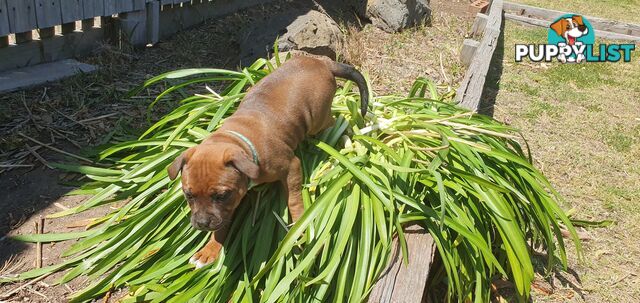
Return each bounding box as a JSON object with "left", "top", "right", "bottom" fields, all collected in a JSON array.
[{"left": 283, "top": 156, "right": 305, "bottom": 222}]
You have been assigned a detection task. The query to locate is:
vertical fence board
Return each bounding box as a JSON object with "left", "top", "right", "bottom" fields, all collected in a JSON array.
[
  {"left": 104, "top": 0, "right": 117, "bottom": 15},
  {"left": 34, "top": 0, "right": 62, "bottom": 29},
  {"left": 60, "top": 0, "right": 82, "bottom": 23},
  {"left": 0, "top": 0, "right": 10, "bottom": 36},
  {"left": 133, "top": 0, "right": 145, "bottom": 11},
  {"left": 6, "top": 0, "right": 37, "bottom": 33},
  {"left": 147, "top": 0, "right": 159, "bottom": 44},
  {"left": 115, "top": 0, "right": 134, "bottom": 14},
  {"left": 160, "top": 0, "right": 173, "bottom": 6},
  {"left": 83, "top": 0, "right": 104, "bottom": 19}
]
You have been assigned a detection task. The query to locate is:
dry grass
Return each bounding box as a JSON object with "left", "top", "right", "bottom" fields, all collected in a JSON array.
[
  {"left": 493, "top": 20, "right": 640, "bottom": 302},
  {"left": 340, "top": 0, "right": 474, "bottom": 95}
]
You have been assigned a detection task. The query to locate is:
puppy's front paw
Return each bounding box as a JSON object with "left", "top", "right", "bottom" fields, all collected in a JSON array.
[{"left": 189, "top": 247, "right": 219, "bottom": 269}]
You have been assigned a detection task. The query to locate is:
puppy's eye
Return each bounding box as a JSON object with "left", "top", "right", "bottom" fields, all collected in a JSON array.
[{"left": 212, "top": 191, "right": 232, "bottom": 202}]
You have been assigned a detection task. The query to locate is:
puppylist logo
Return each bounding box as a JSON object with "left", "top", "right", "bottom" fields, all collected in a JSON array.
[{"left": 515, "top": 14, "right": 636, "bottom": 63}]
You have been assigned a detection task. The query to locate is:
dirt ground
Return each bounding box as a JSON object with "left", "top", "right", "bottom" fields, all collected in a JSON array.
[{"left": 0, "top": 1, "right": 474, "bottom": 302}]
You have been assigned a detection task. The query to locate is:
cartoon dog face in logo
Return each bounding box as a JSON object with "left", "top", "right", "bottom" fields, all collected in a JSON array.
[
  {"left": 550, "top": 15, "right": 590, "bottom": 63},
  {"left": 550, "top": 15, "right": 589, "bottom": 46}
]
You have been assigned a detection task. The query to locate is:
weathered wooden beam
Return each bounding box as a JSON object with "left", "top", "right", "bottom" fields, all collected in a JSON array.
[
  {"left": 461, "top": 39, "right": 480, "bottom": 67},
  {"left": 368, "top": 226, "right": 436, "bottom": 303},
  {"left": 0, "top": 0, "right": 9, "bottom": 36},
  {"left": 158, "top": 0, "right": 276, "bottom": 38},
  {"left": 470, "top": 13, "right": 488, "bottom": 38},
  {"left": 503, "top": 1, "right": 640, "bottom": 37},
  {"left": 0, "top": 26, "right": 104, "bottom": 71},
  {"left": 456, "top": 0, "right": 503, "bottom": 112}
]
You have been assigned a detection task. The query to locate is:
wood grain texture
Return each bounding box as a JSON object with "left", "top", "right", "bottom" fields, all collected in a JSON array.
[
  {"left": 60, "top": 0, "right": 82, "bottom": 23},
  {"left": 456, "top": 0, "right": 503, "bottom": 112},
  {"left": 0, "top": 0, "right": 9, "bottom": 36},
  {"left": 461, "top": 39, "right": 480, "bottom": 67},
  {"left": 114, "top": 0, "right": 134, "bottom": 14},
  {"left": 470, "top": 13, "right": 488, "bottom": 38},
  {"left": 34, "top": 0, "right": 62, "bottom": 28},
  {"left": 503, "top": 1, "right": 640, "bottom": 37},
  {"left": 103, "top": 0, "right": 117, "bottom": 15},
  {"left": 83, "top": 0, "right": 104, "bottom": 19},
  {"left": 6, "top": 0, "right": 37, "bottom": 33},
  {"left": 367, "top": 226, "right": 436, "bottom": 303}
]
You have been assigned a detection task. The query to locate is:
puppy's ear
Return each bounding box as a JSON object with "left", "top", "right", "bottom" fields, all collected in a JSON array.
[
  {"left": 573, "top": 15, "right": 584, "bottom": 26},
  {"left": 168, "top": 148, "right": 194, "bottom": 180},
  {"left": 226, "top": 148, "right": 260, "bottom": 180},
  {"left": 550, "top": 19, "right": 567, "bottom": 36}
]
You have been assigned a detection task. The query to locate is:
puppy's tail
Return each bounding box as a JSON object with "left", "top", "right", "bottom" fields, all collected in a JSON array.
[{"left": 326, "top": 61, "right": 370, "bottom": 117}]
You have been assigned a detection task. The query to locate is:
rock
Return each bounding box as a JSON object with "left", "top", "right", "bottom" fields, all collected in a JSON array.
[
  {"left": 240, "top": 9, "right": 343, "bottom": 63},
  {"left": 366, "top": 0, "right": 432, "bottom": 32},
  {"left": 279, "top": 10, "right": 344, "bottom": 59}
]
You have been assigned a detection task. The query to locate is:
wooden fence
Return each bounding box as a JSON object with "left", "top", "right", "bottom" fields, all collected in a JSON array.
[{"left": 0, "top": 0, "right": 273, "bottom": 72}]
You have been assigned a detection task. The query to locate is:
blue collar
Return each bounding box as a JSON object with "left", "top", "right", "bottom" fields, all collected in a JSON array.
[{"left": 226, "top": 130, "right": 259, "bottom": 166}]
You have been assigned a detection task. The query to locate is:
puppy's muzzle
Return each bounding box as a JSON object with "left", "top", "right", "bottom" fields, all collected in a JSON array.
[{"left": 191, "top": 213, "right": 226, "bottom": 231}]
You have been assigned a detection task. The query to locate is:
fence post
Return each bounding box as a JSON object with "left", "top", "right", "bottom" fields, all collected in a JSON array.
[
  {"left": 147, "top": 0, "right": 160, "bottom": 45},
  {"left": 119, "top": 4, "right": 148, "bottom": 47}
]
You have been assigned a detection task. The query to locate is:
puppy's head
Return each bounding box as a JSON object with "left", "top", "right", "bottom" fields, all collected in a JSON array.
[
  {"left": 550, "top": 16, "right": 589, "bottom": 43},
  {"left": 168, "top": 143, "right": 259, "bottom": 231}
]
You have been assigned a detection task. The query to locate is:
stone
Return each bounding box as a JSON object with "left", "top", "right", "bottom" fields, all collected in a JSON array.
[
  {"left": 279, "top": 10, "right": 344, "bottom": 59},
  {"left": 240, "top": 9, "right": 344, "bottom": 62},
  {"left": 366, "top": 0, "right": 432, "bottom": 32}
]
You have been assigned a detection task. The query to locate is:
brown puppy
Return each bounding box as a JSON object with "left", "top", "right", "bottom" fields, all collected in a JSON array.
[{"left": 167, "top": 56, "right": 369, "bottom": 268}]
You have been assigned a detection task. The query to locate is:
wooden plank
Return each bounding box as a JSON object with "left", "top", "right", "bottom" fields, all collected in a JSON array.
[
  {"left": 146, "top": 0, "right": 160, "bottom": 44},
  {"left": 0, "top": 59, "right": 97, "bottom": 94},
  {"left": 114, "top": 0, "right": 134, "bottom": 14},
  {"left": 103, "top": 0, "right": 117, "bottom": 16},
  {"left": 503, "top": 1, "right": 640, "bottom": 37},
  {"left": 133, "top": 0, "right": 146, "bottom": 11},
  {"left": 470, "top": 13, "right": 488, "bottom": 37},
  {"left": 119, "top": 9, "right": 147, "bottom": 47},
  {"left": 0, "top": 41, "right": 42, "bottom": 70},
  {"left": 82, "top": 0, "right": 104, "bottom": 19},
  {"left": 158, "top": 0, "right": 275, "bottom": 38},
  {"left": 0, "top": 0, "right": 12, "bottom": 36},
  {"left": 505, "top": 13, "right": 640, "bottom": 43},
  {"left": 456, "top": 0, "right": 503, "bottom": 111},
  {"left": 60, "top": 0, "right": 82, "bottom": 24},
  {"left": 41, "top": 27, "right": 103, "bottom": 61},
  {"left": 6, "top": 0, "right": 38, "bottom": 33},
  {"left": 34, "top": 0, "right": 62, "bottom": 29},
  {"left": 368, "top": 226, "right": 436, "bottom": 303},
  {"left": 461, "top": 39, "right": 480, "bottom": 67}
]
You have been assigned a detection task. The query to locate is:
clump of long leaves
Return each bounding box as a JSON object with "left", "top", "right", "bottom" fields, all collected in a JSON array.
[{"left": 3, "top": 55, "right": 580, "bottom": 303}]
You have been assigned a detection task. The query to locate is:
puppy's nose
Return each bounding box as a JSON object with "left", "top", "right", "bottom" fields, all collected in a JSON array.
[
  {"left": 191, "top": 215, "right": 221, "bottom": 231},
  {"left": 578, "top": 25, "right": 587, "bottom": 32}
]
